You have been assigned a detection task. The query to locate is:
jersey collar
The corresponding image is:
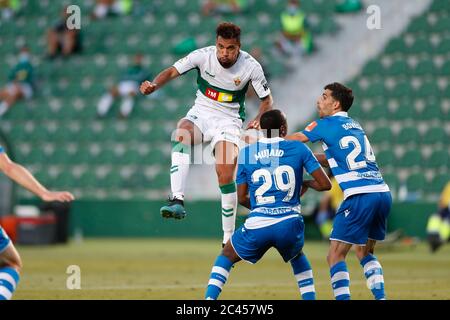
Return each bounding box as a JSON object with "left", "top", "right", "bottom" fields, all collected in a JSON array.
[
  {"left": 331, "top": 111, "right": 348, "bottom": 117},
  {"left": 259, "top": 137, "right": 284, "bottom": 144}
]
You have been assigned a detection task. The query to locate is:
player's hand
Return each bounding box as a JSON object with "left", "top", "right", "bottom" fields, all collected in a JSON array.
[
  {"left": 41, "top": 191, "right": 75, "bottom": 202},
  {"left": 300, "top": 183, "right": 309, "bottom": 197},
  {"left": 140, "top": 80, "right": 157, "bottom": 95},
  {"left": 246, "top": 118, "right": 260, "bottom": 130}
]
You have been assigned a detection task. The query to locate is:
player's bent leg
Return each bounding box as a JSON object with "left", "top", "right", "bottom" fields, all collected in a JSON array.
[
  {"left": 161, "top": 119, "right": 202, "bottom": 220},
  {"left": 214, "top": 141, "right": 239, "bottom": 245},
  {"left": 328, "top": 240, "right": 352, "bottom": 300},
  {"left": 205, "top": 241, "right": 240, "bottom": 300},
  {"left": 356, "top": 240, "right": 386, "bottom": 300},
  {"left": 0, "top": 244, "right": 22, "bottom": 300},
  {"left": 290, "top": 252, "right": 316, "bottom": 300}
]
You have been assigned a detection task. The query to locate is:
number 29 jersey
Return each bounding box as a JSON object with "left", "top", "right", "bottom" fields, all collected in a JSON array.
[
  {"left": 302, "top": 112, "right": 390, "bottom": 200},
  {"left": 236, "top": 137, "right": 320, "bottom": 220}
]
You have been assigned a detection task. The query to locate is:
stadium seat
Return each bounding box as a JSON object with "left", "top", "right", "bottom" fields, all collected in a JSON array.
[
  {"left": 421, "top": 127, "right": 447, "bottom": 144},
  {"left": 425, "top": 150, "right": 449, "bottom": 169},
  {"left": 405, "top": 172, "right": 427, "bottom": 192},
  {"left": 396, "top": 127, "right": 421, "bottom": 144},
  {"left": 370, "top": 127, "right": 394, "bottom": 144},
  {"left": 399, "top": 150, "right": 422, "bottom": 168},
  {"left": 375, "top": 150, "right": 396, "bottom": 168}
]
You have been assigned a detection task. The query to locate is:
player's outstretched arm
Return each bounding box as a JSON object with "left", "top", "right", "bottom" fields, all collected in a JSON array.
[
  {"left": 0, "top": 153, "right": 75, "bottom": 202},
  {"left": 237, "top": 183, "right": 251, "bottom": 209},
  {"left": 140, "top": 66, "right": 180, "bottom": 95},
  {"left": 246, "top": 94, "right": 273, "bottom": 129},
  {"left": 285, "top": 132, "right": 309, "bottom": 143},
  {"left": 303, "top": 167, "right": 332, "bottom": 194}
]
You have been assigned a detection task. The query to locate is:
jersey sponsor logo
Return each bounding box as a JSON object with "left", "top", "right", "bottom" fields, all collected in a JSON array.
[
  {"left": 205, "top": 87, "right": 233, "bottom": 102},
  {"left": 305, "top": 121, "right": 318, "bottom": 132},
  {"left": 234, "top": 77, "right": 241, "bottom": 86}
]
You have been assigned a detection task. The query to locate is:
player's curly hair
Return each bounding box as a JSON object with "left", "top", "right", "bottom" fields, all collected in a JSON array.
[
  {"left": 216, "top": 22, "right": 241, "bottom": 43},
  {"left": 325, "top": 82, "right": 354, "bottom": 111}
]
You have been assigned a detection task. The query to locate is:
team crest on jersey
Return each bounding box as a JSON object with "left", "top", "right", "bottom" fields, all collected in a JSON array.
[
  {"left": 234, "top": 77, "right": 241, "bottom": 86},
  {"left": 305, "top": 121, "right": 318, "bottom": 132}
]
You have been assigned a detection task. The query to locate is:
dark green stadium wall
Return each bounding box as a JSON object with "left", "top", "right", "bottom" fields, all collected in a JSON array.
[{"left": 20, "top": 199, "right": 435, "bottom": 240}]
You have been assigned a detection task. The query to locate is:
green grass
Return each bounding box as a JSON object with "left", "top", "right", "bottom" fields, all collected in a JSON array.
[{"left": 12, "top": 238, "right": 450, "bottom": 300}]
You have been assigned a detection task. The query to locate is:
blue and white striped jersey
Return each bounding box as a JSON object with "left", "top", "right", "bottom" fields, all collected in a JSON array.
[
  {"left": 302, "top": 112, "right": 389, "bottom": 200},
  {"left": 236, "top": 137, "right": 320, "bottom": 229}
]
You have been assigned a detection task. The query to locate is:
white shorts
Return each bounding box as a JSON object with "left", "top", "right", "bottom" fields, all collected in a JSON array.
[
  {"left": 7, "top": 82, "right": 33, "bottom": 99},
  {"left": 117, "top": 81, "right": 138, "bottom": 96},
  {"left": 183, "top": 105, "right": 244, "bottom": 152}
]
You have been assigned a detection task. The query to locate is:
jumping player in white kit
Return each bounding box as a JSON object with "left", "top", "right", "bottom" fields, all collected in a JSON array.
[{"left": 140, "top": 22, "right": 273, "bottom": 245}]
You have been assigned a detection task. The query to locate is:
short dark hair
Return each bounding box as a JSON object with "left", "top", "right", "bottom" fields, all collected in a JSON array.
[
  {"left": 216, "top": 22, "right": 241, "bottom": 43},
  {"left": 260, "top": 109, "right": 287, "bottom": 138},
  {"left": 324, "top": 82, "right": 354, "bottom": 111}
]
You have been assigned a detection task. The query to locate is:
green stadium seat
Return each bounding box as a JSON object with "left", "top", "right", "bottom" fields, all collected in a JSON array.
[
  {"left": 384, "top": 60, "right": 409, "bottom": 76},
  {"left": 384, "top": 38, "right": 407, "bottom": 54},
  {"left": 362, "top": 60, "right": 383, "bottom": 77},
  {"left": 375, "top": 150, "right": 396, "bottom": 167},
  {"left": 399, "top": 150, "right": 422, "bottom": 168},
  {"left": 435, "top": 38, "right": 450, "bottom": 55},
  {"left": 411, "top": 60, "right": 436, "bottom": 76},
  {"left": 389, "top": 80, "right": 413, "bottom": 98},
  {"left": 390, "top": 103, "right": 416, "bottom": 120},
  {"left": 414, "top": 81, "right": 441, "bottom": 98},
  {"left": 407, "top": 37, "right": 432, "bottom": 54},
  {"left": 425, "top": 150, "right": 449, "bottom": 169},
  {"left": 438, "top": 59, "right": 450, "bottom": 76},
  {"left": 396, "top": 127, "right": 421, "bottom": 144},
  {"left": 425, "top": 174, "right": 450, "bottom": 195},
  {"left": 421, "top": 127, "right": 447, "bottom": 144},
  {"left": 417, "top": 103, "right": 443, "bottom": 120},
  {"left": 370, "top": 127, "right": 394, "bottom": 144},
  {"left": 406, "top": 173, "right": 427, "bottom": 192}
]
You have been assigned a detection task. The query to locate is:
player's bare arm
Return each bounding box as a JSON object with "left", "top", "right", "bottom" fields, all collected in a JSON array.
[
  {"left": 237, "top": 183, "right": 250, "bottom": 209},
  {"left": 140, "top": 66, "right": 180, "bottom": 95},
  {"left": 285, "top": 131, "right": 309, "bottom": 143},
  {"left": 0, "top": 153, "right": 75, "bottom": 202},
  {"left": 313, "top": 153, "right": 329, "bottom": 167},
  {"left": 301, "top": 167, "right": 332, "bottom": 196},
  {"left": 246, "top": 94, "right": 273, "bottom": 129}
]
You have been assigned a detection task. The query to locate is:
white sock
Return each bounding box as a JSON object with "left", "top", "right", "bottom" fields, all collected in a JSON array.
[
  {"left": 0, "top": 102, "right": 9, "bottom": 117},
  {"left": 97, "top": 94, "right": 113, "bottom": 116},
  {"left": 120, "top": 97, "right": 134, "bottom": 117},
  {"left": 170, "top": 142, "right": 190, "bottom": 201},
  {"left": 220, "top": 182, "right": 237, "bottom": 244}
]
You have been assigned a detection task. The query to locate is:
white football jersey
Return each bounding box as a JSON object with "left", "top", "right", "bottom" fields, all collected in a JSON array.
[{"left": 173, "top": 46, "right": 271, "bottom": 120}]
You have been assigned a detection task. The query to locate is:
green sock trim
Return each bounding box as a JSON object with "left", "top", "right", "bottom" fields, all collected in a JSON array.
[
  {"left": 172, "top": 141, "right": 190, "bottom": 155},
  {"left": 220, "top": 182, "right": 236, "bottom": 194}
]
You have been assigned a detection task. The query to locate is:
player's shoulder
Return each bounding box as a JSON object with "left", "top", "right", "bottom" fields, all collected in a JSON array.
[
  {"left": 240, "top": 50, "right": 263, "bottom": 69},
  {"left": 280, "top": 139, "right": 310, "bottom": 153}
]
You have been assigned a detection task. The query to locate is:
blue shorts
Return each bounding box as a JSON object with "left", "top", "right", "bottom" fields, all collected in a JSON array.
[
  {"left": 330, "top": 192, "right": 392, "bottom": 245},
  {"left": 231, "top": 216, "right": 305, "bottom": 264},
  {"left": 0, "top": 226, "right": 11, "bottom": 253}
]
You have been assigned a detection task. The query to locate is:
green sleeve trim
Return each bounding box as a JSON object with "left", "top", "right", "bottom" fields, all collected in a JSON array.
[{"left": 172, "top": 141, "right": 190, "bottom": 155}]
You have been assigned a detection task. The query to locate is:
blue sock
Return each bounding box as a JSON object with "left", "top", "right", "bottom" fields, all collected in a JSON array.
[
  {"left": 360, "top": 254, "right": 386, "bottom": 300},
  {"left": 290, "top": 254, "right": 316, "bottom": 300},
  {"left": 205, "top": 255, "right": 233, "bottom": 300},
  {"left": 0, "top": 267, "right": 20, "bottom": 300},
  {"left": 330, "top": 261, "right": 350, "bottom": 300}
]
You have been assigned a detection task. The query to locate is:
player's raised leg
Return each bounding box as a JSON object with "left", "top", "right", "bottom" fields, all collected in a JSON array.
[
  {"left": 160, "top": 119, "right": 202, "bottom": 219},
  {"left": 0, "top": 236, "right": 22, "bottom": 300},
  {"left": 355, "top": 240, "right": 386, "bottom": 300},
  {"left": 327, "top": 240, "right": 352, "bottom": 300},
  {"left": 214, "top": 141, "right": 239, "bottom": 245}
]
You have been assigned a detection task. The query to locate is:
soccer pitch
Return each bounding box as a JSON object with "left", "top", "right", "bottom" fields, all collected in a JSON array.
[{"left": 13, "top": 239, "right": 450, "bottom": 300}]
